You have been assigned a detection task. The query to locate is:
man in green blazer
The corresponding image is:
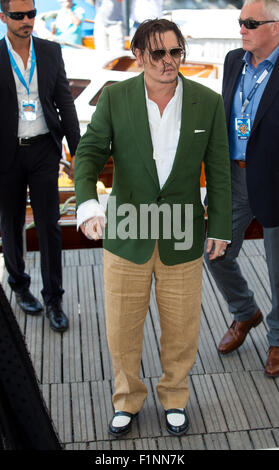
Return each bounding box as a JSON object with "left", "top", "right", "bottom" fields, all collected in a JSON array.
[{"left": 75, "top": 19, "right": 232, "bottom": 437}]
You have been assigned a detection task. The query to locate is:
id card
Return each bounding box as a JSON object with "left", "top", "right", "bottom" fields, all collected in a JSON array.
[
  {"left": 21, "top": 100, "right": 37, "bottom": 121},
  {"left": 235, "top": 117, "right": 250, "bottom": 140}
]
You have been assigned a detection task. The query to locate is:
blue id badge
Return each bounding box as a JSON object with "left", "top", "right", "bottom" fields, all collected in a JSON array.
[
  {"left": 235, "top": 117, "right": 250, "bottom": 140},
  {"left": 21, "top": 100, "right": 37, "bottom": 121}
]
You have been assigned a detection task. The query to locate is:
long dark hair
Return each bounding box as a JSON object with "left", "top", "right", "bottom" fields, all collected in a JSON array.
[{"left": 130, "top": 19, "right": 186, "bottom": 62}]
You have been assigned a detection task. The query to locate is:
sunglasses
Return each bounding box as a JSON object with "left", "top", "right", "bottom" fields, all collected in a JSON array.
[
  {"left": 150, "top": 47, "right": 183, "bottom": 61},
  {"left": 238, "top": 18, "right": 277, "bottom": 29},
  {"left": 5, "top": 9, "right": 37, "bottom": 21}
]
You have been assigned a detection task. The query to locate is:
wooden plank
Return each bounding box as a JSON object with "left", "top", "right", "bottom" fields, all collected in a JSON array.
[
  {"left": 251, "top": 372, "right": 279, "bottom": 427},
  {"left": 211, "top": 373, "right": 250, "bottom": 431},
  {"left": 191, "top": 374, "right": 228, "bottom": 433},
  {"left": 111, "top": 439, "right": 134, "bottom": 450},
  {"left": 78, "top": 265, "right": 103, "bottom": 381},
  {"left": 157, "top": 436, "right": 182, "bottom": 450},
  {"left": 71, "top": 382, "right": 95, "bottom": 443},
  {"left": 196, "top": 311, "right": 223, "bottom": 374},
  {"left": 93, "top": 247, "right": 104, "bottom": 265},
  {"left": 238, "top": 256, "right": 271, "bottom": 315},
  {"left": 134, "top": 438, "right": 157, "bottom": 450},
  {"left": 250, "top": 429, "right": 278, "bottom": 449},
  {"left": 65, "top": 443, "right": 88, "bottom": 450},
  {"left": 180, "top": 434, "right": 205, "bottom": 450},
  {"left": 226, "top": 431, "right": 253, "bottom": 450},
  {"left": 50, "top": 383, "right": 72, "bottom": 444},
  {"left": 272, "top": 428, "right": 279, "bottom": 447},
  {"left": 63, "top": 266, "right": 83, "bottom": 383},
  {"left": 79, "top": 248, "right": 95, "bottom": 267},
  {"left": 88, "top": 440, "right": 111, "bottom": 450},
  {"left": 93, "top": 264, "right": 113, "bottom": 380},
  {"left": 241, "top": 239, "right": 262, "bottom": 257},
  {"left": 24, "top": 266, "right": 44, "bottom": 381},
  {"left": 137, "top": 378, "right": 162, "bottom": 438},
  {"left": 230, "top": 371, "right": 270, "bottom": 429},
  {"left": 63, "top": 249, "right": 80, "bottom": 267},
  {"left": 203, "top": 432, "right": 230, "bottom": 450},
  {"left": 91, "top": 380, "right": 114, "bottom": 442},
  {"left": 202, "top": 266, "right": 244, "bottom": 372},
  {"left": 42, "top": 322, "right": 62, "bottom": 384}
]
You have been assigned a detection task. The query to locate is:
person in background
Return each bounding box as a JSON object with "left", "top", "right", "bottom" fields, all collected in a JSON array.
[
  {"left": 130, "top": 0, "right": 163, "bottom": 35},
  {"left": 94, "top": 0, "right": 124, "bottom": 51},
  {"left": 51, "top": 0, "right": 85, "bottom": 45},
  {"left": 0, "top": 0, "right": 80, "bottom": 332},
  {"left": 74, "top": 19, "right": 231, "bottom": 438},
  {"left": 205, "top": 0, "right": 279, "bottom": 377}
]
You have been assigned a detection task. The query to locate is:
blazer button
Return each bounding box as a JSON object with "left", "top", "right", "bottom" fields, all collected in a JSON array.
[{"left": 157, "top": 196, "right": 162, "bottom": 202}]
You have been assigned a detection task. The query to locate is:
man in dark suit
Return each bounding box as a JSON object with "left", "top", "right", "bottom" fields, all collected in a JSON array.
[
  {"left": 0, "top": 0, "right": 80, "bottom": 332},
  {"left": 205, "top": 0, "right": 279, "bottom": 376}
]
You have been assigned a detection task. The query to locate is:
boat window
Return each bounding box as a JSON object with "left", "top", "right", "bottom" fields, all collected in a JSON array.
[
  {"left": 89, "top": 81, "right": 117, "bottom": 106},
  {"left": 68, "top": 79, "right": 91, "bottom": 100}
]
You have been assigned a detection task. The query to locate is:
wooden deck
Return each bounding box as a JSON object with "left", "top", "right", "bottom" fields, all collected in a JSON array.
[{"left": 0, "top": 240, "right": 279, "bottom": 451}]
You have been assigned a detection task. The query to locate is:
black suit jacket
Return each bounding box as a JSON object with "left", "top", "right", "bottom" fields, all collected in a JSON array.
[
  {"left": 223, "top": 48, "right": 279, "bottom": 228},
  {"left": 0, "top": 36, "right": 80, "bottom": 173}
]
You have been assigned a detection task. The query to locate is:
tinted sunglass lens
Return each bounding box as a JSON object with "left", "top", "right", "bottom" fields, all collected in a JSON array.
[
  {"left": 170, "top": 48, "right": 182, "bottom": 58},
  {"left": 239, "top": 19, "right": 258, "bottom": 29},
  {"left": 151, "top": 50, "right": 166, "bottom": 61},
  {"left": 28, "top": 9, "right": 37, "bottom": 19},
  {"left": 6, "top": 9, "right": 36, "bottom": 20},
  {"left": 246, "top": 20, "right": 257, "bottom": 29}
]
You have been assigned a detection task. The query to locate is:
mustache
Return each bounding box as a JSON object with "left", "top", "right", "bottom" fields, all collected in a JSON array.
[{"left": 162, "top": 62, "right": 176, "bottom": 72}]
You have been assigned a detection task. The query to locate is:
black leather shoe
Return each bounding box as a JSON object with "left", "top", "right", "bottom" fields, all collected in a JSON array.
[
  {"left": 165, "top": 409, "right": 190, "bottom": 436},
  {"left": 108, "top": 411, "right": 137, "bottom": 438},
  {"left": 46, "top": 301, "right": 69, "bottom": 332},
  {"left": 15, "top": 290, "right": 43, "bottom": 315}
]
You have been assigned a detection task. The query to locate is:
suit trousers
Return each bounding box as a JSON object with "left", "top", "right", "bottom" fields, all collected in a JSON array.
[
  {"left": 0, "top": 135, "right": 64, "bottom": 305},
  {"left": 103, "top": 243, "right": 203, "bottom": 414},
  {"left": 205, "top": 160, "right": 279, "bottom": 346}
]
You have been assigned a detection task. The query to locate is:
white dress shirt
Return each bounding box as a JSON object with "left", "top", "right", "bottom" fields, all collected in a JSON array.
[
  {"left": 6, "top": 35, "right": 49, "bottom": 138},
  {"left": 76, "top": 77, "right": 183, "bottom": 228},
  {"left": 146, "top": 76, "right": 182, "bottom": 189}
]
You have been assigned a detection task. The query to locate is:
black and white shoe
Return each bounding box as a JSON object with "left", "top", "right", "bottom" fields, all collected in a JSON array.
[
  {"left": 165, "top": 408, "right": 190, "bottom": 436},
  {"left": 108, "top": 411, "right": 137, "bottom": 438}
]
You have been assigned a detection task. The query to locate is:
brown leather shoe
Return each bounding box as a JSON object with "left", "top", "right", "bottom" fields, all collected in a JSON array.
[
  {"left": 218, "top": 309, "right": 263, "bottom": 354},
  {"left": 265, "top": 346, "right": 279, "bottom": 378}
]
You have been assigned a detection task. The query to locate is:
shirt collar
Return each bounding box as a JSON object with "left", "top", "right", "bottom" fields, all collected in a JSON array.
[
  {"left": 144, "top": 75, "right": 183, "bottom": 104},
  {"left": 5, "top": 34, "right": 33, "bottom": 61},
  {"left": 243, "top": 43, "right": 279, "bottom": 67}
]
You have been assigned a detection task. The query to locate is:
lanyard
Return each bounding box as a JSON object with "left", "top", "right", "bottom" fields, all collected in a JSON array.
[
  {"left": 6, "top": 37, "right": 36, "bottom": 97},
  {"left": 239, "top": 61, "right": 273, "bottom": 114}
]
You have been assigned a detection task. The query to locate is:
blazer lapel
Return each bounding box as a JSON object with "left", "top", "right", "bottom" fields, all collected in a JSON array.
[
  {"left": 126, "top": 73, "right": 160, "bottom": 189},
  {"left": 223, "top": 53, "right": 244, "bottom": 128},
  {"left": 251, "top": 56, "right": 279, "bottom": 134},
  {"left": 162, "top": 75, "right": 199, "bottom": 191},
  {"left": 0, "top": 38, "right": 17, "bottom": 97},
  {"left": 32, "top": 37, "right": 47, "bottom": 104}
]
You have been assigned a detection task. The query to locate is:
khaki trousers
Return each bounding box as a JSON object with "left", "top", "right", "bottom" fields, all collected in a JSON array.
[{"left": 103, "top": 244, "right": 203, "bottom": 413}]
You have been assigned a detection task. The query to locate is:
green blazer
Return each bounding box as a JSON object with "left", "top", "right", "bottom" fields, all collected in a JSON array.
[{"left": 75, "top": 72, "right": 232, "bottom": 265}]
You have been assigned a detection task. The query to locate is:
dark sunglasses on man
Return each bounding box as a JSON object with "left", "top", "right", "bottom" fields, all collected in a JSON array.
[
  {"left": 239, "top": 18, "right": 277, "bottom": 29},
  {"left": 5, "top": 9, "right": 37, "bottom": 21},
  {"left": 150, "top": 47, "right": 183, "bottom": 62}
]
